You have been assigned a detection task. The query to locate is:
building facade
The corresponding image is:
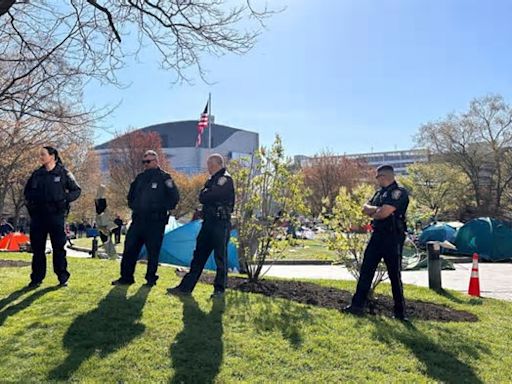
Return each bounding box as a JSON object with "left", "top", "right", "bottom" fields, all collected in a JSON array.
[
  {"left": 95, "top": 120, "right": 259, "bottom": 174},
  {"left": 295, "top": 149, "right": 429, "bottom": 175}
]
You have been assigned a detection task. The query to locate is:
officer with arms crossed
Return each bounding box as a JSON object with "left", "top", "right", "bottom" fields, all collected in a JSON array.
[
  {"left": 168, "top": 153, "right": 234, "bottom": 298},
  {"left": 112, "top": 150, "right": 179, "bottom": 287},
  {"left": 24, "top": 146, "right": 81, "bottom": 288},
  {"left": 344, "top": 165, "right": 410, "bottom": 320}
]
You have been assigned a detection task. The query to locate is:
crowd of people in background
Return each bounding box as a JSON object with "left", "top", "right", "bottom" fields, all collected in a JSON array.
[
  {"left": 0, "top": 217, "right": 30, "bottom": 234},
  {"left": 0, "top": 217, "right": 126, "bottom": 248}
]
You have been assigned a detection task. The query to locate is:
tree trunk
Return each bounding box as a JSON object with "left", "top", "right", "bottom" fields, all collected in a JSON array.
[{"left": 0, "top": 187, "right": 7, "bottom": 216}]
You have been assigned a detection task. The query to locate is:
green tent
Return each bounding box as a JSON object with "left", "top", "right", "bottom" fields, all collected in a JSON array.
[{"left": 454, "top": 217, "right": 512, "bottom": 261}]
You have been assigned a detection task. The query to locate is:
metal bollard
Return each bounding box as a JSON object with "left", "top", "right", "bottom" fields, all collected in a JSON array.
[
  {"left": 426, "top": 241, "right": 442, "bottom": 291},
  {"left": 91, "top": 237, "right": 98, "bottom": 258}
]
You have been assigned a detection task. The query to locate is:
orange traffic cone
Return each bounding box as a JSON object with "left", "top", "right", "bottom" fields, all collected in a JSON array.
[{"left": 468, "top": 253, "right": 481, "bottom": 297}]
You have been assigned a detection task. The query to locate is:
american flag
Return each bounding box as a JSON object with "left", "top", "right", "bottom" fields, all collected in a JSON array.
[{"left": 195, "top": 101, "right": 209, "bottom": 147}]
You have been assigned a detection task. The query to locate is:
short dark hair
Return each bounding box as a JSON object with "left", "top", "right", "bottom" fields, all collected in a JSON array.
[{"left": 377, "top": 165, "right": 394, "bottom": 173}]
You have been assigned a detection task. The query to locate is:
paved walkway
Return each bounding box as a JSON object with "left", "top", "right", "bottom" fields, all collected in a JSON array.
[{"left": 64, "top": 245, "right": 512, "bottom": 301}]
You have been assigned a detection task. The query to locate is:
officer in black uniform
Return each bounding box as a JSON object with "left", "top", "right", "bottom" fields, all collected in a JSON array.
[
  {"left": 24, "top": 146, "right": 81, "bottom": 288},
  {"left": 168, "top": 153, "right": 234, "bottom": 298},
  {"left": 344, "top": 165, "right": 409, "bottom": 320},
  {"left": 112, "top": 150, "right": 179, "bottom": 287}
]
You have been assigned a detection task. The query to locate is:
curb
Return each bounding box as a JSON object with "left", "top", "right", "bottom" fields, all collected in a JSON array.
[
  {"left": 263, "top": 259, "right": 334, "bottom": 265},
  {"left": 69, "top": 245, "right": 92, "bottom": 253},
  {"left": 68, "top": 245, "right": 120, "bottom": 256}
]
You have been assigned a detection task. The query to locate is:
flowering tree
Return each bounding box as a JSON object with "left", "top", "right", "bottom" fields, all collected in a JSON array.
[
  {"left": 324, "top": 184, "right": 387, "bottom": 294},
  {"left": 302, "top": 150, "right": 373, "bottom": 216},
  {"left": 170, "top": 171, "right": 208, "bottom": 219},
  {"left": 231, "top": 135, "right": 309, "bottom": 282}
]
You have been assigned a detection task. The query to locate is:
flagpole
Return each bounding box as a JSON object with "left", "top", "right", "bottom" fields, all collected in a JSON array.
[{"left": 208, "top": 92, "right": 212, "bottom": 150}]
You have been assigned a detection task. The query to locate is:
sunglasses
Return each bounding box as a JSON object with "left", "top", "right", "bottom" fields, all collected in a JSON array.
[{"left": 142, "top": 159, "right": 154, "bottom": 164}]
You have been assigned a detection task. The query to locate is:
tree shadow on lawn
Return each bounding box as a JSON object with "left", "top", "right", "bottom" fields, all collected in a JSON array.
[
  {"left": 366, "top": 317, "right": 489, "bottom": 384},
  {"left": 0, "top": 286, "right": 59, "bottom": 326},
  {"left": 228, "top": 291, "right": 314, "bottom": 348},
  {"left": 48, "top": 285, "right": 150, "bottom": 381},
  {"left": 169, "top": 295, "right": 225, "bottom": 384}
]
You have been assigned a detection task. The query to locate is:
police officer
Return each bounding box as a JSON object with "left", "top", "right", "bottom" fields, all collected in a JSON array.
[
  {"left": 168, "top": 153, "right": 234, "bottom": 298},
  {"left": 344, "top": 165, "right": 409, "bottom": 320},
  {"left": 24, "top": 146, "right": 81, "bottom": 288},
  {"left": 112, "top": 150, "right": 179, "bottom": 287}
]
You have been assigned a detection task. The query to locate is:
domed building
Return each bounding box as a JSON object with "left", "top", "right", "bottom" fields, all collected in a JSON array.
[{"left": 95, "top": 120, "right": 259, "bottom": 174}]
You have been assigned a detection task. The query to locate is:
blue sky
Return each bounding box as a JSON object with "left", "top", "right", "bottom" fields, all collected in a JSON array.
[{"left": 86, "top": 0, "right": 512, "bottom": 156}]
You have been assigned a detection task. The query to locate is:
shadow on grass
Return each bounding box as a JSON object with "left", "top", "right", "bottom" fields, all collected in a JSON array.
[
  {"left": 0, "top": 286, "right": 59, "bottom": 326},
  {"left": 436, "top": 289, "right": 483, "bottom": 306},
  {"left": 0, "top": 286, "right": 33, "bottom": 311},
  {"left": 48, "top": 285, "right": 150, "bottom": 381},
  {"left": 367, "top": 317, "right": 488, "bottom": 384},
  {"left": 169, "top": 296, "right": 225, "bottom": 384},
  {"left": 228, "top": 291, "right": 313, "bottom": 348}
]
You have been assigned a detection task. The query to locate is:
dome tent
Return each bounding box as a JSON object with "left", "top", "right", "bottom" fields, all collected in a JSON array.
[
  {"left": 418, "top": 222, "right": 462, "bottom": 245},
  {"left": 454, "top": 217, "right": 512, "bottom": 261},
  {"left": 0, "top": 232, "right": 30, "bottom": 251},
  {"left": 140, "top": 219, "right": 239, "bottom": 271}
]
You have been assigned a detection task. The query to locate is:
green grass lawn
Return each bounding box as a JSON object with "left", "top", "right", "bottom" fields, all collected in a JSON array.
[
  {"left": 1, "top": 253, "right": 511, "bottom": 383},
  {"left": 279, "top": 238, "right": 337, "bottom": 261}
]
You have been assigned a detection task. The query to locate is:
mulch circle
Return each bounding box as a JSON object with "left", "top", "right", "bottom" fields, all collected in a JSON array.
[
  {"left": 0, "top": 259, "right": 31, "bottom": 268},
  {"left": 181, "top": 271, "right": 478, "bottom": 323}
]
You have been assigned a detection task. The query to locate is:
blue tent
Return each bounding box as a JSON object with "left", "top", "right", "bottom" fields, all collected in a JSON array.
[
  {"left": 140, "top": 219, "right": 239, "bottom": 271},
  {"left": 418, "top": 222, "right": 460, "bottom": 245},
  {"left": 455, "top": 217, "right": 512, "bottom": 261}
]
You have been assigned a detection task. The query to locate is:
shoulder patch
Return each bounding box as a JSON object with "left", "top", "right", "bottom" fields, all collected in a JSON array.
[
  {"left": 165, "top": 179, "right": 174, "bottom": 188},
  {"left": 224, "top": 171, "right": 231, "bottom": 177},
  {"left": 391, "top": 189, "right": 402, "bottom": 200},
  {"left": 218, "top": 176, "right": 227, "bottom": 186}
]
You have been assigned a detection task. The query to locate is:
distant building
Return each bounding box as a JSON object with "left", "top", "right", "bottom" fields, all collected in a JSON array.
[
  {"left": 295, "top": 149, "right": 429, "bottom": 175},
  {"left": 95, "top": 120, "right": 259, "bottom": 174}
]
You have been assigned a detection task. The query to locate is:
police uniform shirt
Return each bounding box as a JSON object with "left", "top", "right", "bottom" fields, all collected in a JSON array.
[
  {"left": 127, "top": 167, "right": 180, "bottom": 218},
  {"left": 199, "top": 168, "right": 235, "bottom": 219},
  {"left": 370, "top": 181, "right": 409, "bottom": 232},
  {"left": 24, "top": 164, "right": 81, "bottom": 214}
]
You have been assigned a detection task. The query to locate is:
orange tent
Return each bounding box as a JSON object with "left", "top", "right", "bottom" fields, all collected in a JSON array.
[{"left": 0, "top": 232, "right": 30, "bottom": 251}]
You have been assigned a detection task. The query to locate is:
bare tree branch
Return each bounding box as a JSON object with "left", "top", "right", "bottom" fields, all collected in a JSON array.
[{"left": 85, "top": 0, "right": 121, "bottom": 43}]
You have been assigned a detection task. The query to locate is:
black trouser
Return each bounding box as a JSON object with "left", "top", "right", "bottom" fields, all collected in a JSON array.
[
  {"left": 351, "top": 230, "right": 406, "bottom": 315},
  {"left": 29, "top": 212, "right": 70, "bottom": 284},
  {"left": 114, "top": 228, "right": 121, "bottom": 244},
  {"left": 179, "top": 219, "right": 230, "bottom": 293},
  {"left": 120, "top": 219, "right": 166, "bottom": 283},
  {"left": 99, "top": 231, "right": 108, "bottom": 243}
]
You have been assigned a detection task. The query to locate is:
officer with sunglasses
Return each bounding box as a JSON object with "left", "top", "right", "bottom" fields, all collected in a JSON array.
[
  {"left": 112, "top": 150, "right": 179, "bottom": 287},
  {"left": 343, "top": 165, "right": 410, "bottom": 320}
]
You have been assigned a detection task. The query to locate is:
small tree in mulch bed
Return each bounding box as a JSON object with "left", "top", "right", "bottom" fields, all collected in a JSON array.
[
  {"left": 324, "top": 184, "right": 388, "bottom": 297},
  {"left": 231, "top": 135, "right": 308, "bottom": 282}
]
